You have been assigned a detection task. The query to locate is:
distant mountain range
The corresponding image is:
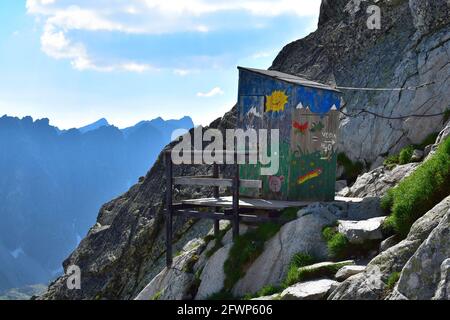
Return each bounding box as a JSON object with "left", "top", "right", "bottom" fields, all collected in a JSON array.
[{"left": 0, "top": 114, "right": 193, "bottom": 291}]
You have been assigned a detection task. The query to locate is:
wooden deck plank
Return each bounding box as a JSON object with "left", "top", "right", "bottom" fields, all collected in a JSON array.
[
  {"left": 173, "top": 209, "right": 288, "bottom": 223},
  {"left": 181, "top": 196, "right": 364, "bottom": 210}
]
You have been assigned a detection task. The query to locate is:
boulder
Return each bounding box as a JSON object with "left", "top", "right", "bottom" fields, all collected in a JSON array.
[
  {"left": 346, "top": 197, "right": 384, "bottom": 220},
  {"left": 410, "top": 149, "right": 424, "bottom": 162},
  {"left": 281, "top": 279, "right": 337, "bottom": 300},
  {"left": 338, "top": 164, "right": 419, "bottom": 198},
  {"left": 328, "top": 265, "right": 387, "bottom": 300},
  {"left": 195, "top": 244, "right": 232, "bottom": 300},
  {"left": 335, "top": 265, "right": 366, "bottom": 281},
  {"left": 338, "top": 217, "right": 387, "bottom": 244},
  {"left": 135, "top": 238, "right": 205, "bottom": 300},
  {"left": 232, "top": 205, "right": 337, "bottom": 296},
  {"left": 298, "top": 260, "right": 355, "bottom": 279},
  {"left": 330, "top": 196, "right": 450, "bottom": 300},
  {"left": 433, "top": 259, "right": 450, "bottom": 300},
  {"left": 391, "top": 209, "right": 450, "bottom": 300}
]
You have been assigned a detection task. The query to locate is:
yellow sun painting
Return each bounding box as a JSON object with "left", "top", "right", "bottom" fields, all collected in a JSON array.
[{"left": 265, "top": 90, "right": 288, "bottom": 112}]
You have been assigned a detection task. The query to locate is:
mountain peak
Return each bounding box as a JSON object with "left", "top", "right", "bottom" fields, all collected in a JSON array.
[{"left": 78, "top": 118, "right": 110, "bottom": 134}]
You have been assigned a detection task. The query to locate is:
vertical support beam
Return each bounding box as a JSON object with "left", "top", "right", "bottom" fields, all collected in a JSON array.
[
  {"left": 232, "top": 152, "right": 240, "bottom": 239},
  {"left": 213, "top": 163, "right": 220, "bottom": 198},
  {"left": 213, "top": 163, "right": 220, "bottom": 242},
  {"left": 165, "top": 151, "right": 173, "bottom": 267}
]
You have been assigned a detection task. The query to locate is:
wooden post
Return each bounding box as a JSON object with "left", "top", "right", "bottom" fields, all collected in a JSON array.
[
  {"left": 213, "top": 163, "right": 220, "bottom": 241},
  {"left": 165, "top": 151, "right": 173, "bottom": 267},
  {"left": 232, "top": 151, "right": 240, "bottom": 239}
]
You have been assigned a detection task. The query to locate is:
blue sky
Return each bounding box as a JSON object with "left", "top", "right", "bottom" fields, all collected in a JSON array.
[{"left": 0, "top": 0, "right": 321, "bottom": 129}]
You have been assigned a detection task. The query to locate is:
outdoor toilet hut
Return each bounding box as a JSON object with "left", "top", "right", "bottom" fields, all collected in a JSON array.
[{"left": 237, "top": 67, "right": 342, "bottom": 202}]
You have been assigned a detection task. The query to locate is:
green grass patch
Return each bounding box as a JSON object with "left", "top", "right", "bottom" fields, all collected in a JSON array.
[
  {"left": 383, "top": 154, "right": 400, "bottom": 169},
  {"left": 386, "top": 272, "right": 401, "bottom": 290},
  {"left": 223, "top": 222, "right": 281, "bottom": 291},
  {"left": 283, "top": 253, "right": 316, "bottom": 287},
  {"left": 381, "top": 136, "right": 450, "bottom": 237},
  {"left": 380, "top": 189, "right": 394, "bottom": 213},
  {"left": 322, "top": 226, "right": 382, "bottom": 260},
  {"left": 384, "top": 133, "right": 439, "bottom": 169},
  {"left": 337, "top": 153, "right": 364, "bottom": 183},
  {"left": 222, "top": 207, "right": 300, "bottom": 292},
  {"left": 243, "top": 285, "right": 283, "bottom": 300},
  {"left": 322, "top": 226, "right": 350, "bottom": 260},
  {"left": 398, "top": 146, "right": 414, "bottom": 165}
]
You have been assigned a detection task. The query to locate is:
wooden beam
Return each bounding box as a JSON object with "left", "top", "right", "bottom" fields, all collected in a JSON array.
[
  {"left": 232, "top": 153, "right": 240, "bottom": 239},
  {"left": 173, "top": 209, "right": 286, "bottom": 223},
  {"left": 174, "top": 177, "right": 233, "bottom": 187},
  {"left": 173, "top": 177, "right": 262, "bottom": 189}
]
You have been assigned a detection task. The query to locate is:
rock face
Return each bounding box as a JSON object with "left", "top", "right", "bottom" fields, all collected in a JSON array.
[
  {"left": 135, "top": 238, "right": 205, "bottom": 300},
  {"left": 231, "top": 205, "right": 338, "bottom": 296},
  {"left": 272, "top": 0, "right": 450, "bottom": 164},
  {"left": 337, "top": 217, "right": 387, "bottom": 244},
  {"left": 390, "top": 208, "right": 450, "bottom": 300},
  {"left": 433, "top": 259, "right": 450, "bottom": 300},
  {"left": 281, "top": 279, "right": 338, "bottom": 300},
  {"left": 195, "top": 244, "right": 232, "bottom": 300},
  {"left": 329, "top": 196, "right": 450, "bottom": 300},
  {"left": 338, "top": 163, "right": 419, "bottom": 198}
]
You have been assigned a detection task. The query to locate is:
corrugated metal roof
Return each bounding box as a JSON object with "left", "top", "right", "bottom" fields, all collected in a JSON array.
[{"left": 238, "top": 67, "right": 341, "bottom": 93}]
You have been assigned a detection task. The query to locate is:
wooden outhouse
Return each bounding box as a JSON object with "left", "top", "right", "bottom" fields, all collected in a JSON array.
[{"left": 237, "top": 67, "right": 342, "bottom": 202}]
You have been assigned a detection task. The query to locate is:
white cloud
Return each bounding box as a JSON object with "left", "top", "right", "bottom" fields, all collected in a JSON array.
[
  {"left": 197, "top": 87, "right": 224, "bottom": 98},
  {"left": 26, "top": 0, "right": 321, "bottom": 72}
]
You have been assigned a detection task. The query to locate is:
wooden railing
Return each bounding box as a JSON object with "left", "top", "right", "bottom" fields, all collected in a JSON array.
[{"left": 164, "top": 149, "right": 261, "bottom": 267}]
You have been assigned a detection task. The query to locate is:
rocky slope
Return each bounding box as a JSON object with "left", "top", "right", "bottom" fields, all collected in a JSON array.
[
  {"left": 134, "top": 121, "right": 449, "bottom": 301},
  {"left": 40, "top": 0, "right": 449, "bottom": 300}
]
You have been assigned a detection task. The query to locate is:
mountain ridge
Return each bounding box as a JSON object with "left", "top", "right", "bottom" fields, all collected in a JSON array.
[{"left": 0, "top": 114, "right": 193, "bottom": 292}]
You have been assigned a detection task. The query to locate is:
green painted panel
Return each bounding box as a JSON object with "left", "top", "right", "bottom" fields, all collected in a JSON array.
[{"left": 288, "top": 151, "right": 337, "bottom": 201}]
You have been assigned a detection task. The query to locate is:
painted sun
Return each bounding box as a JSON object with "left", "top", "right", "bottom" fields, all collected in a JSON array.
[{"left": 266, "top": 90, "right": 288, "bottom": 112}]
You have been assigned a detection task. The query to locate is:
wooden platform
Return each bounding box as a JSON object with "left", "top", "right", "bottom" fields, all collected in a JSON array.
[{"left": 181, "top": 196, "right": 364, "bottom": 211}]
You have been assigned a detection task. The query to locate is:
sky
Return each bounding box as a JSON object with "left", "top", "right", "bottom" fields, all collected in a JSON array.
[{"left": 0, "top": 0, "right": 321, "bottom": 129}]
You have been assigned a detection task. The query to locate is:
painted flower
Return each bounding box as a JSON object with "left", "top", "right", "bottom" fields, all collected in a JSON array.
[{"left": 266, "top": 90, "right": 288, "bottom": 112}]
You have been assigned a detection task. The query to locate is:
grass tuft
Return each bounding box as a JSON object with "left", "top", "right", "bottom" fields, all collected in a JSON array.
[
  {"left": 322, "top": 226, "right": 349, "bottom": 260},
  {"left": 223, "top": 222, "right": 280, "bottom": 290},
  {"left": 398, "top": 146, "right": 414, "bottom": 165},
  {"left": 386, "top": 272, "right": 401, "bottom": 290},
  {"left": 380, "top": 136, "right": 450, "bottom": 237},
  {"left": 283, "top": 253, "right": 316, "bottom": 287}
]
